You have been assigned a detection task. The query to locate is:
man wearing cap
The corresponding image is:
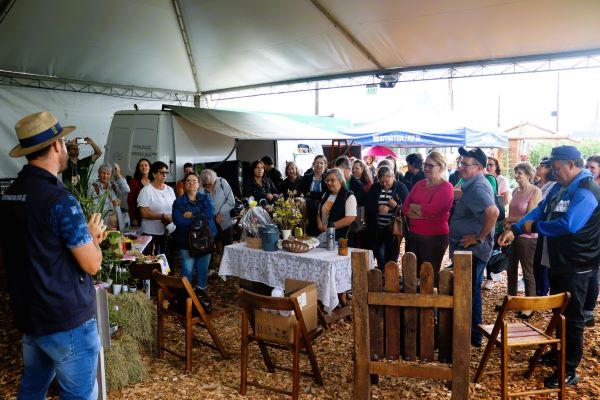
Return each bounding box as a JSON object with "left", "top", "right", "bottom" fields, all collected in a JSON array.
[
  {"left": 449, "top": 147, "right": 499, "bottom": 347},
  {"left": 1, "top": 111, "right": 107, "bottom": 398},
  {"left": 62, "top": 135, "right": 102, "bottom": 189},
  {"left": 498, "top": 145, "right": 600, "bottom": 388}
]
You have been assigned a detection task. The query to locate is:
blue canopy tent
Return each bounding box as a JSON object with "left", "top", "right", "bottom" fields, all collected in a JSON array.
[{"left": 341, "top": 103, "right": 508, "bottom": 148}]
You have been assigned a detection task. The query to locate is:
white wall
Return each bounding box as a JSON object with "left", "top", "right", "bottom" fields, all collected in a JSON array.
[{"left": 0, "top": 84, "right": 191, "bottom": 178}]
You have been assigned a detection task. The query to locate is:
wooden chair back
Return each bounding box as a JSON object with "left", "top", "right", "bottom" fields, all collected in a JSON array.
[
  {"left": 474, "top": 292, "right": 571, "bottom": 399},
  {"left": 238, "top": 288, "right": 323, "bottom": 400},
  {"left": 352, "top": 250, "right": 472, "bottom": 400},
  {"left": 152, "top": 270, "right": 229, "bottom": 371}
]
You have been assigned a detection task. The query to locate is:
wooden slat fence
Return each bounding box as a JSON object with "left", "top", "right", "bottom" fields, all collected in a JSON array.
[{"left": 352, "top": 250, "right": 472, "bottom": 400}]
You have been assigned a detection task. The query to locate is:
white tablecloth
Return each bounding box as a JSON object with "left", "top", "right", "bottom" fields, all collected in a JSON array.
[{"left": 219, "top": 242, "right": 373, "bottom": 313}]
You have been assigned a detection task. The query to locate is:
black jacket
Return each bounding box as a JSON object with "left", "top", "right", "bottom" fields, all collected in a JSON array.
[
  {"left": 349, "top": 176, "right": 366, "bottom": 207},
  {"left": 365, "top": 180, "right": 409, "bottom": 247},
  {"left": 403, "top": 170, "right": 426, "bottom": 191},
  {"left": 242, "top": 177, "right": 278, "bottom": 201},
  {"left": 298, "top": 172, "right": 326, "bottom": 200},
  {"left": 319, "top": 187, "right": 354, "bottom": 240},
  {"left": 279, "top": 178, "right": 301, "bottom": 199}
]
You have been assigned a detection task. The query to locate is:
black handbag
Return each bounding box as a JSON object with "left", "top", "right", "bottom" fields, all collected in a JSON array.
[{"left": 188, "top": 215, "right": 215, "bottom": 256}]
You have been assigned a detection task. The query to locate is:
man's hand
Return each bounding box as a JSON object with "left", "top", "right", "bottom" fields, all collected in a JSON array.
[
  {"left": 502, "top": 219, "right": 511, "bottom": 231},
  {"left": 162, "top": 213, "right": 173, "bottom": 224},
  {"left": 215, "top": 213, "right": 224, "bottom": 224},
  {"left": 522, "top": 220, "right": 535, "bottom": 234},
  {"left": 111, "top": 198, "right": 121, "bottom": 207},
  {"left": 498, "top": 230, "right": 515, "bottom": 247},
  {"left": 88, "top": 213, "right": 107, "bottom": 244},
  {"left": 84, "top": 137, "right": 95, "bottom": 145},
  {"left": 454, "top": 187, "right": 463, "bottom": 200},
  {"left": 460, "top": 234, "right": 479, "bottom": 248}
]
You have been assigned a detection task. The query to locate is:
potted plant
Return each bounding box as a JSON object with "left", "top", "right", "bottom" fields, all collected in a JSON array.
[{"left": 272, "top": 197, "right": 302, "bottom": 240}]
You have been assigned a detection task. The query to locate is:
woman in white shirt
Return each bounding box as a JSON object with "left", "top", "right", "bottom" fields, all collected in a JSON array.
[
  {"left": 317, "top": 168, "right": 357, "bottom": 241},
  {"left": 137, "top": 161, "right": 176, "bottom": 255}
]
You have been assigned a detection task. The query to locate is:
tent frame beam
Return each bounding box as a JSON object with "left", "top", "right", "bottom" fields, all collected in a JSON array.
[
  {"left": 204, "top": 48, "right": 600, "bottom": 98},
  {"left": 171, "top": 0, "right": 201, "bottom": 96},
  {"left": 0, "top": 70, "right": 196, "bottom": 102},
  {"left": 309, "top": 0, "right": 383, "bottom": 70}
]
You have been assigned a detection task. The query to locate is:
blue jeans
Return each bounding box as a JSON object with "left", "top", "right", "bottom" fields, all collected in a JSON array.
[
  {"left": 471, "top": 256, "right": 487, "bottom": 345},
  {"left": 19, "top": 317, "right": 100, "bottom": 400},
  {"left": 179, "top": 249, "right": 211, "bottom": 289}
]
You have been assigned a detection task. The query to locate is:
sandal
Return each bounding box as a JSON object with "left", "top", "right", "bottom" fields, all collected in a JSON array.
[{"left": 517, "top": 310, "right": 534, "bottom": 319}]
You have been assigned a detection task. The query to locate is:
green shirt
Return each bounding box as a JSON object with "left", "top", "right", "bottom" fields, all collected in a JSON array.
[{"left": 455, "top": 174, "right": 498, "bottom": 195}]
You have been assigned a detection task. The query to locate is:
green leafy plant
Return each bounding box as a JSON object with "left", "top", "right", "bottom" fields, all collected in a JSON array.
[
  {"left": 271, "top": 196, "right": 302, "bottom": 230},
  {"left": 68, "top": 158, "right": 109, "bottom": 220}
]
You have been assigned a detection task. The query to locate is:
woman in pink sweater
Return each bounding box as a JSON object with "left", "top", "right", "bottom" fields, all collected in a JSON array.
[{"left": 402, "top": 150, "right": 454, "bottom": 285}]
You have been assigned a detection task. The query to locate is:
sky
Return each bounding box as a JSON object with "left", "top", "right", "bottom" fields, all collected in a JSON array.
[{"left": 210, "top": 67, "right": 600, "bottom": 136}]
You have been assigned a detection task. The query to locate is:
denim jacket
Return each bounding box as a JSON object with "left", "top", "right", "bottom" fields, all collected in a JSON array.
[{"left": 172, "top": 192, "right": 217, "bottom": 249}]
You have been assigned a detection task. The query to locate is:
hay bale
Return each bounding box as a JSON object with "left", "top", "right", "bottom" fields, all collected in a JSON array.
[
  {"left": 105, "top": 334, "right": 148, "bottom": 390},
  {"left": 108, "top": 291, "right": 156, "bottom": 354}
]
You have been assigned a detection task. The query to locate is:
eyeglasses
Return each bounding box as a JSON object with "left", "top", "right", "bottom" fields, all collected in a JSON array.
[
  {"left": 155, "top": 170, "right": 168, "bottom": 176},
  {"left": 486, "top": 163, "right": 496, "bottom": 167},
  {"left": 459, "top": 162, "right": 477, "bottom": 168},
  {"left": 423, "top": 162, "right": 440, "bottom": 169}
]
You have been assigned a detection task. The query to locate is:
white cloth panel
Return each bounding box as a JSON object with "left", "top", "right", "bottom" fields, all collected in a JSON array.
[{"left": 0, "top": 85, "right": 188, "bottom": 178}]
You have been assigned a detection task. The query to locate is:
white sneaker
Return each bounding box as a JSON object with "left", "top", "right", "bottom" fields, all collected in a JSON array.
[
  {"left": 491, "top": 272, "right": 502, "bottom": 282},
  {"left": 482, "top": 279, "right": 494, "bottom": 290}
]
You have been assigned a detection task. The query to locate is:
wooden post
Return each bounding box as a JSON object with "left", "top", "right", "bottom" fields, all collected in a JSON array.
[
  {"left": 402, "top": 253, "right": 418, "bottom": 360},
  {"left": 351, "top": 250, "right": 371, "bottom": 400},
  {"left": 419, "top": 262, "right": 435, "bottom": 361},
  {"left": 451, "top": 251, "right": 472, "bottom": 400},
  {"left": 384, "top": 261, "right": 401, "bottom": 359},
  {"left": 438, "top": 269, "right": 453, "bottom": 363},
  {"left": 368, "top": 269, "right": 384, "bottom": 360}
]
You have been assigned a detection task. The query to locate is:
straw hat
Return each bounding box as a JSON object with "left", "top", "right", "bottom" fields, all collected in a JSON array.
[{"left": 9, "top": 111, "right": 75, "bottom": 157}]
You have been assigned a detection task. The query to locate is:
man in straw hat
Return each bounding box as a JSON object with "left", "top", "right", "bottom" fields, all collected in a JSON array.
[{"left": 1, "top": 111, "right": 107, "bottom": 398}]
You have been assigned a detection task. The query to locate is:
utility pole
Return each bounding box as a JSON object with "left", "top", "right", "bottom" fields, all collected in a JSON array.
[
  {"left": 314, "top": 82, "right": 320, "bottom": 115},
  {"left": 555, "top": 72, "right": 560, "bottom": 132},
  {"left": 448, "top": 79, "right": 454, "bottom": 111},
  {"left": 497, "top": 95, "right": 501, "bottom": 127}
]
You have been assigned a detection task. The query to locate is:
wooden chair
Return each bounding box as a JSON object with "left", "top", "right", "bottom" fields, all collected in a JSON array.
[
  {"left": 239, "top": 289, "right": 324, "bottom": 400},
  {"left": 153, "top": 270, "right": 229, "bottom": 372},
  {"left": 474, "top": 292, "right": 571, "bottom": 399}
]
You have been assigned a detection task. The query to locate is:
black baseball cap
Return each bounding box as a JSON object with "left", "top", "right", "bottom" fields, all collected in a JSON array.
[{"left": 458, "top": 147, "right": 487, "bottom": 168}]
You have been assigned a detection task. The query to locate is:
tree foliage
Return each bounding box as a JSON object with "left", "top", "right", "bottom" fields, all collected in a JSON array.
[{"left": 529, "top": 140, "right": 600, "bottom": 166}]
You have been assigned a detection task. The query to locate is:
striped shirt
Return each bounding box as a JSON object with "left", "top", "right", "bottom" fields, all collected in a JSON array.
[{"left": 377, "top": 188, "right": 394, "bottom": 227}]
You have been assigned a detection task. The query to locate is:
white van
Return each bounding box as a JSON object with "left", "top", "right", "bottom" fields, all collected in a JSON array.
[{"left": 104, "top": 107, "right": 349, "bottom": 183}]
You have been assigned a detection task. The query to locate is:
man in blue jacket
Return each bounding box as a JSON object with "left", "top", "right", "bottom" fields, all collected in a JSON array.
[{"left": 498, "top": 145, "right": 600, "bottom": 388}]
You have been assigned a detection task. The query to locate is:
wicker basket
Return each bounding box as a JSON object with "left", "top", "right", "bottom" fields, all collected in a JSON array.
[
  {"left": 282, "top": 239, "right": 310, "bottom": 253},
  {"left": 245, "top": 236, "right": 263, "bottom": 249}
]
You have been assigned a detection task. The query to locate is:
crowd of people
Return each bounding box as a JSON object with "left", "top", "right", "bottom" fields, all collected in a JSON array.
[{"left": 2, "top": 110, "right": 599, "bottom": 397}]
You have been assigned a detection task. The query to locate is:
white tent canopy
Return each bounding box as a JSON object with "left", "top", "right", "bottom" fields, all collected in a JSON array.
[
  {"left": 1, "top": 0, "right": 600, "bottom": 94},
  {"left": 165, "top": 106, "right": 351, "bottom": 140}
]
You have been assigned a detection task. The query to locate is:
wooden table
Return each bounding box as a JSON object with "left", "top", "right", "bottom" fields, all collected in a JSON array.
[{"left": 219, "top": 242, "right": 374, "bottom": 314}]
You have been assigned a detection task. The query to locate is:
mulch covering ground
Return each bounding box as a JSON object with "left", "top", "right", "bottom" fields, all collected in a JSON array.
[{"left": 1, "top": 265, "right": 599, "bottom": 399}]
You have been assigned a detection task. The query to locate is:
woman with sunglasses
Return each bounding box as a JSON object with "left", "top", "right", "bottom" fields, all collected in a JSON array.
[
  {"left": 137, "top": 161, "right": 176, "bottom": 254},
  {"left": 402, "top": 151, "right": 453, "bottom": 284},
  {"left": 173, "top": 172, "right": 217, "bottom": 290}
]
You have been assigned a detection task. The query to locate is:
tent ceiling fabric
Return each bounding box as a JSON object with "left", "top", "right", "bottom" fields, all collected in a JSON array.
[
  {"left": 166, "top": 106, "right": 351, "bottom": 140},
  {"left": 1, "top": 0, "right": 599, "bottom": 93}
]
